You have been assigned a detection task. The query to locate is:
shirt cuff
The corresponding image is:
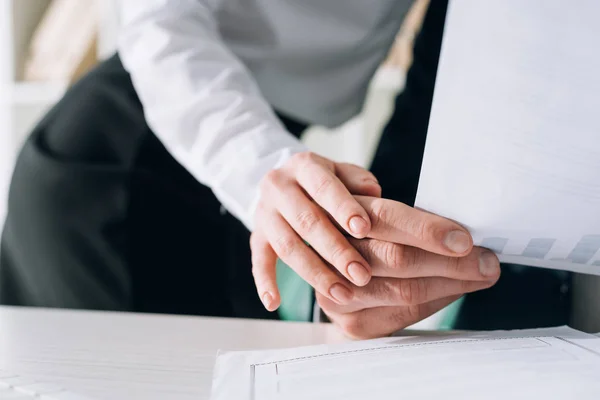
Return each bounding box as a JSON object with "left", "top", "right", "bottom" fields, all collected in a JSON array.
[{"left": 207, "top": 130, "right": 308, "bottom": 231}]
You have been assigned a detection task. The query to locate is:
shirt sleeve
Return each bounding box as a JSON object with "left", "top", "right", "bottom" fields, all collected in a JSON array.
[{"left": 118, "top": 0, "right": 308, "bottom": 231}]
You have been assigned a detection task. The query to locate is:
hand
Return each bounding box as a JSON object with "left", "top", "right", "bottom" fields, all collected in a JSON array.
[
  {"left": 317, "top": 197, "right": 501, "bottom": 339},
  {"left": 251, "top": 152, "right": 382, "bottom": 311}
]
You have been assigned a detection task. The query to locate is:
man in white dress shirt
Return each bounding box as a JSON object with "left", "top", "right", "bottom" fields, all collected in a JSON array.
[{"left": 0, "top": 1, "right": 573, "bottom": 338}]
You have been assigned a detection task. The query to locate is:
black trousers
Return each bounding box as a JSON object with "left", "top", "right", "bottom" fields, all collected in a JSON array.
[{"left": 0, "top": 1, "right": 571, "bottom": 329}]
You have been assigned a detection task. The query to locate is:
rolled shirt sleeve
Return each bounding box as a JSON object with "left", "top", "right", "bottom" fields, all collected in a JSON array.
[{"left": 118, "top": 0, "right": 308, "bottom": 230}]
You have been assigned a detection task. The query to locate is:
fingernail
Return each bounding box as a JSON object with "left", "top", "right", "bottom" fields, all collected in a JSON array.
[
  {"left": 262, "top": 292, "right": 274, "bottom": 310},
  {"left": 444, "top": 230, "right": 471, "bottom": 254},
  {"left": 366, "top": 179, "right": 379, "bottom": 186},
  {"left": 347, "top": 262, "right": 371, "bottom": 286},
  {"left": 329, "top": 283, "right": 353, "bottom": 304},
  {"left": 349, "top": 216, "right": 369, "bottom": 235},
  {"left": 479, "top": 251, "right": 499, "bottom": 277}
]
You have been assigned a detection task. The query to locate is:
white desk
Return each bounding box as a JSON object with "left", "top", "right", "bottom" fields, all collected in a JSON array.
[{"left": 0, "top": 306, "right": 348, "bottom": 399}]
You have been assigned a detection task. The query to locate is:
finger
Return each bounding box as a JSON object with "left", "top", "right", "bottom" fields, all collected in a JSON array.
[
  {"left": 320, "top": 276, "right": 497, "bottom": 314},
  {"left": 321, "top": 294, "right": 462, "bottom": 340},
  {"left": 291, "top": 153, "right": 372, "bottom": 238},
  {"left": 335, "top": 163, "right": 382, "bottom": 198},
  {"left": 353, "top": 276, "right": 496, "bottom": 311},
  {"left": 274, "top": 181, "right": 373, "bottom": 287},
  {"left": 350, "top": 239, "right": 500, "bottom": 282},
  {"left": 260, "top": 168, "right": 372, "bottom": 286},
  {"left": 355, "top": 196, "right": 473, "bottom": 257},
  {"left": 250, "top": 232, "right": 280, "bottom": 312},
  {"left": 258, "top": 209, "right": 355, "bottom": 305}
]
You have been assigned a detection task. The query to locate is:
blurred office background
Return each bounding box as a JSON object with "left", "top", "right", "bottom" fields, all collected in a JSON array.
[
  {"left": 0, "top": 0, "right": 456, "bottom": 329},
  {"left": 2, "top": 1, "right": 599, "bottom": 335},
  {"left": 0, "top": 0, "right": 429, "bottom": 233}
]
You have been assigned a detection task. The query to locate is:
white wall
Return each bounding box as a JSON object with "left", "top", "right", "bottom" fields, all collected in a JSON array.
[{"left": 0, "top": 0, "right": 14, "bottom": 228}]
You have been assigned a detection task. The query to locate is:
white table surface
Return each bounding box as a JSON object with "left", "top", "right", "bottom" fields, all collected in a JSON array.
[{"left": 0, "top": 306, "right": 348, "bottom": 400}]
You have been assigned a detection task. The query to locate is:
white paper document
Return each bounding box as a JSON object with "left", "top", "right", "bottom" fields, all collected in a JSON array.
[
  {"left": 210, "top": 327, "right": 600, "bottom": 399},
  {"left": 414, "top": 0, "right": 600, "bottom": 274}
]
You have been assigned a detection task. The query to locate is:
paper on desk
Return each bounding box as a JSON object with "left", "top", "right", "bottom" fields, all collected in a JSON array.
[
  {"left": 414, "top": 0, "right": 600, "bottom": 274},
  {"left": 210, "top": 326, "right": 600, "bottom": 400}
]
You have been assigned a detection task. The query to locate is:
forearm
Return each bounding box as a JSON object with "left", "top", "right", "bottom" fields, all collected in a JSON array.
[{"left": 118, "top": 0, "right": 307, "bottom": 230}]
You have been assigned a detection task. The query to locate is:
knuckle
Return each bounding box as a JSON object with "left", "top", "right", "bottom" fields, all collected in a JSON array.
[
  {"left": 445, "top": 256, "right": 463, "bottom": 277},
  {"left": 384, "top": 243, "right": 406, "bottom": 269},
  {"left": 407, "top": 247, "right": 426, "bottom": 272},
  {"left": 333, "top": 200, "right": 355, "bottom": 222},
  {"left": 330, "top": 243, "right": 354, "bottom": 267},
  {"left": 389, "top": 307, "right": 414, "bottom": 329},
  {"left": 364, "top": 239, "right": 380, "bottom": 262},
  {"left": 273, "top": 235, "right": 296, "bottom": 258},
  {"left": 295, "top": 209, "right": 321, "bottom": 233},
  {"left": 371, "top": 279, "right": 394, "bottom": 300},
  {"left": 338, "top": 315, "right": 365, "bottom": 339},
  {"left": 398, "top": 279, "right": 426, "bottom": 305},
  {"left": 312, "top": 176, "right": 333, "bottom": 198},
  {"left": 369, "top": 198, "right": 389, "bottom": 229},
  {"left": 414, "top": 218, "right": 437, "bottom": 242},
  {"left": 402, "top": 304, "right": 423, "bottom": 325}
]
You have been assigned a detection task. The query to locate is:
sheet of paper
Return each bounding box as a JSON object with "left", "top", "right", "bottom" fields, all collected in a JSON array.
[
  {"left": 210, "top": 327, "right": 600, "bottom": 399},
  {"left": 414, "top": 0, "right": 600, "bottom": 274}
]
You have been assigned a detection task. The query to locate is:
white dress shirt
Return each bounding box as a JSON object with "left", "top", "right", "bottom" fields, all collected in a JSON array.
[{"left": 118, "top": 0, "right": 412, "bottom": 230}]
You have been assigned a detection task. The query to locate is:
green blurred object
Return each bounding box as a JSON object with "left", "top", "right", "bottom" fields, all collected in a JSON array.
[
  {"left": 439, "top": 296, "right": 465, "bottom": 330},
  {"left": 275, "top": 257, "right": 464, "bottom": 328},
  {"left": 276, "top": 260, "right": 314, "bottom": 322}
]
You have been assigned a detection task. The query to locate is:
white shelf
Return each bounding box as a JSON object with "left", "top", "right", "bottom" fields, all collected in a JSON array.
[
  {"left": 9, "top": 0, "right": 53, "bottom": 81},
  {"left": 11, "top": 80, "right": 69, "bottom": 105},
  {"left": 370, "top": 66, "right": 406, "bottom": 92}
]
